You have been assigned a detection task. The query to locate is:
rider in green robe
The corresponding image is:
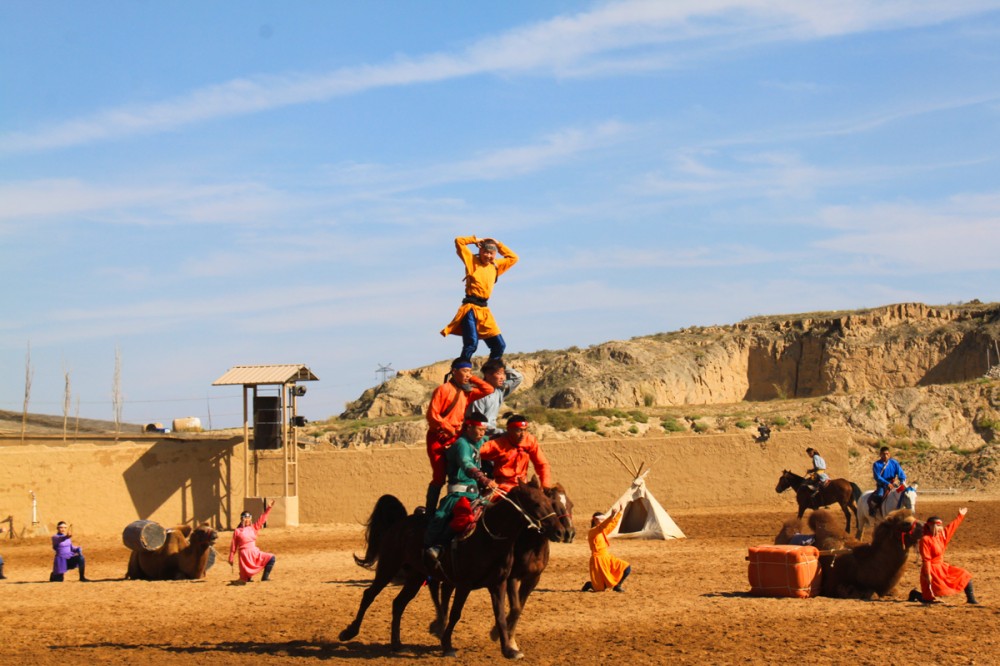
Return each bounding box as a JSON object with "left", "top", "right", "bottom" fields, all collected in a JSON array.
[{"left": 424, "top": 412, "right": 495, "bottom": 563}]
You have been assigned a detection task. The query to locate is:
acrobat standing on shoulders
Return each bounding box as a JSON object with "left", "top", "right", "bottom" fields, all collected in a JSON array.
[{"left": 440, "top": 235, "right": 518, "bottom": 362}]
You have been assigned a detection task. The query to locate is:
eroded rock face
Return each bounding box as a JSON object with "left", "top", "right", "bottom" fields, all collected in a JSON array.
[
  {"left": 340, "top": 374, "right": 428, "bottom": 419},
  {"left": 339, "top": 301, "right": 1000, "bottom": 426}
]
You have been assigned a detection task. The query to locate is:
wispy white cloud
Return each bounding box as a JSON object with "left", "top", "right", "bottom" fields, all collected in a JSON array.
[
  {"left": 0, "top": 178, "right": 294, "bottom": 225},
  {"left": 3, "top": 0, "right": 995, "bottom": 154},
  {"left": 814, "top": 193, "right": 1000, "bottom": 271},
  {"left": 0, "top": 120, "right": 630, "bottom": 233},
  {"left": 324, "top": 121, "right": 632, "bottom": 193}
]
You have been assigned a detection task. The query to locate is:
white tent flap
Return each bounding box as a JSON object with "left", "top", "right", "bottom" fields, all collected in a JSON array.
[{"left": 605, "top": 471, "right": 685, "bottom": 540}]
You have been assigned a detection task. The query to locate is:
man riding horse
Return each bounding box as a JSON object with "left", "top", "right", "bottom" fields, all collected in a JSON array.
[
  {"left": 803, "top": 447, "right": 829, "bottom": 501},
  {"left": 869, "top": 445, "right": 908, "bottom": 517},
  {"left": 479, "top": 414, "right": 553, "bottom": 495},
  {"left": 424, "top": 412, "right": 496, "bottom": 565}
]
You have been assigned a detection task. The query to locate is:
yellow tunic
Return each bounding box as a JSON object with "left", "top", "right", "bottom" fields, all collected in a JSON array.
[
  {"left": 441, "top": 235, "right": 518, "bottom": 339},
  {"left": 588, "top": 512, "right": 630, "bottom": 591}
]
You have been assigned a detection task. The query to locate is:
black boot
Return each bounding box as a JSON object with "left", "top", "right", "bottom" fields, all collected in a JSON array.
[
  {"left": 49, "top": 572, "right": 64, "bottom": 582},
  {"left": 424, "top": 483, "right": 442, "bottom": 513},
  {"left": 262, "top": 556, "right": 275, "bottom": 581},
  {"left": 965, "top": 581, "right": 978, "bottom": 604},
  {"left": 908, "top": 589, "right": 922, "bottom": 602},
  {"left": 0, "top": 563, "right": 6, "bottom": 580}
]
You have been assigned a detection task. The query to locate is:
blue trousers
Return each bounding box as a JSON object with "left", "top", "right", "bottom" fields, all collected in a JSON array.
[{"left": 460, "top": 309, "right": 505, "bottom": 361}]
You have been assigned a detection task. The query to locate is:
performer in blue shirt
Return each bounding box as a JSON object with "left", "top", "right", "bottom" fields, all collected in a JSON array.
[{"left": 869, "top": 445, "right": 907, "bottom": 516}]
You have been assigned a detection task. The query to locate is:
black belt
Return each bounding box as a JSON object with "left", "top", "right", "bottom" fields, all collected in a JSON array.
[{"left": 462, "top": 296, "right": 489, "bottom": 307}]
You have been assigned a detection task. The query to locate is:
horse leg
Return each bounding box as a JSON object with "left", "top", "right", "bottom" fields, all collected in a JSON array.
[
  {"left": 390, "top": 576, "right": 424, "bottom": 651},
  {"left": 440, "top": 587, "right": 471, "bottom": 658},
  {"left": 429, "top": 580, "right": 453, "bottom": 638},
  {"left": 839, "top": 499, "right": 852, "bottom": 535},
  {"left": 490, "top": 576, "right": 520, "bottom": 643},
  {"left": 339, "top": 568, "right": 393, "bottom": 641},
  {"left": 506, "top": 572, "right": 541, "bottom": 651},
  {"left": 489, "top": 580, "right": 522, "bottom": 660}
]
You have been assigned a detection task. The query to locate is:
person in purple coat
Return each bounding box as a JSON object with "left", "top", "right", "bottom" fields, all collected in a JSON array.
[{"left": 50, "top": 521, "right": 89, "bottom": 582}]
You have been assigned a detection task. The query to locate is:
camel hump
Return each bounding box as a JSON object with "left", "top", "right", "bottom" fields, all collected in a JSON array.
[{"left": 122, "top": 520, "right": 167, "bottom": 552}]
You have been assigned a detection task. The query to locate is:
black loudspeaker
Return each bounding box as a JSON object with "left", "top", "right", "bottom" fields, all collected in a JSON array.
[{"left": 252, "top": 396, "right": 282, "bottom": 449}]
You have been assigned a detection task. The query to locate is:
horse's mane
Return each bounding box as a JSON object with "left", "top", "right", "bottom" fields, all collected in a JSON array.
[{"left": 354, "top": 494, "right": 408, "bottom": 569}]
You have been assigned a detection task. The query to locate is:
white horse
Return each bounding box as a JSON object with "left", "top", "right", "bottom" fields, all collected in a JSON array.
[{"left": 856, "top": 484, "right": 918, "bottom": 539}]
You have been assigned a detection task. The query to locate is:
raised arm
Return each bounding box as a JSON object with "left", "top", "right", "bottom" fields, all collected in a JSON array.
[
  {"left": 493, "top": 239, "right": 518, "bottom": 276},
  {"left": 254, "top": 504, "right": 273, "bottom": 531}
]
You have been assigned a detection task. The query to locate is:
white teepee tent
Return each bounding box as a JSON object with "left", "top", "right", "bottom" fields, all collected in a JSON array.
[{"left": 605, "top": 470, "right": 685, "bottom": 540}]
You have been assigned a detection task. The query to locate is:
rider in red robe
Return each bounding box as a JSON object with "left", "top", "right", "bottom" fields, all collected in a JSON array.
[
  {"left": 424, "top": 358, "right": 493, "bottom": 513},
  {"left": 478, "top": 414, "right": 552, "bottom": 494}
]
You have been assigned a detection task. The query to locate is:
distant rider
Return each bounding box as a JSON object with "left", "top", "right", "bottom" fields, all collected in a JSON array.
[
  {"left": 804, "top": 447, "right": 829, "bottom": 502},
  {"left": 869, "top": 445, "right": 907, "bottom": 516}
]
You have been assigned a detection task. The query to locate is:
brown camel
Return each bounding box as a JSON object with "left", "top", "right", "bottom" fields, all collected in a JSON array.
[{"left": 126, "top": 523, "right": 218, "bottom": 580}]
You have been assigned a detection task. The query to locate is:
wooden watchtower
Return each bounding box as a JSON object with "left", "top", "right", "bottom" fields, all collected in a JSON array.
[{"left": 212, "top": 364, "right": 318, "bottom": 526}]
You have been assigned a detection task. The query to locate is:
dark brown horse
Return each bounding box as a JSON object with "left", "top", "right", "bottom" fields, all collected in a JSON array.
[
  {"left": 776, "top": 470, "right": 861, "bottom": 534},
  {"left": 430, "top": 480, "right": 575, "bottom": 654},
  {"left": 340, "top": 480, "right": 567, "bottom": 659},
  {"left": 819, "top": 508, "right": 923, "bottom": 599}
]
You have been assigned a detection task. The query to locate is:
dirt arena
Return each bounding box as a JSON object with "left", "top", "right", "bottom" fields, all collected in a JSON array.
[{"left": 1, "top": 497, "right": 997, "bottom": 665}]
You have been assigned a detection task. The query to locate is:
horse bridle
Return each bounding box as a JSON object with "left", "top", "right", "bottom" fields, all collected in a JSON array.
[{"left": 481, "top": 488, "right": 557, "bottom": 539}]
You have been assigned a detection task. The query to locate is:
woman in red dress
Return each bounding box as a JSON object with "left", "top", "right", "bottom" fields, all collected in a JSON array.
[
  {"left": 229, "top": 500, "right": 276, "bottom": 583},
  {"left": 909, "top": 507, "right": 977, "bottom": 604}
]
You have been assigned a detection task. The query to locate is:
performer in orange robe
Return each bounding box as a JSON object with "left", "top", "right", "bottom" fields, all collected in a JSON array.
[
  {"left": 424, "top": 358, "right": 493, "bottom": 512},
  {"left": 479, "top": 414, "right": 552, "bottom": 494},
  {"left": 582, "top": 508, "right": 632, "bottom": 593},
  {"left": 440, "top": 235, "right": 518, "bottom": 361},
  {"left": 915, "top": 508, "right": 977, "bottom": 604},
  {"left": 229, "top": 500, "right": 276, "bottom": 583}
]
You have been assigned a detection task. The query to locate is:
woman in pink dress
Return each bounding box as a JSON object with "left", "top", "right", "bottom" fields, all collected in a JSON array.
[{"left": 229, "top": 500, "right": 276, "bottom": 582}]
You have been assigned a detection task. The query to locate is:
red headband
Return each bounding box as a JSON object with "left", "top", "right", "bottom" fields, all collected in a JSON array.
[{"left": 507, "top": 420, "right": 528, "bottom": 430}]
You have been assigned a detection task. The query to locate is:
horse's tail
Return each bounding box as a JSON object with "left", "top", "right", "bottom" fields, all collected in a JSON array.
[
  {"left": 850, "top": 482, "right": 862, "bottom": 504},
  {"left": 353, "top": 494, "right": 408, "bottom": 569}
]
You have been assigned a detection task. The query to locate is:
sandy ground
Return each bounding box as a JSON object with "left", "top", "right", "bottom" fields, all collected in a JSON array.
[{"left": 1, "top": 497, "right": 997, "bottom": 666}]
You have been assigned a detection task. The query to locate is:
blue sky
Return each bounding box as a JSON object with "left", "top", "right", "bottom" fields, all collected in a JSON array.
[{"left": 2, "top": 1, "right": 1000, "bottom": 428}]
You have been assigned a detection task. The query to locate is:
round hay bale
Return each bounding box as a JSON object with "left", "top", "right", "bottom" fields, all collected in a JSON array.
[
  {"left": 172, "top": 416, "right": 202, "bottom": 433},
  {"left": 122, "top": 520, "right": 166, "bottom": 552}
]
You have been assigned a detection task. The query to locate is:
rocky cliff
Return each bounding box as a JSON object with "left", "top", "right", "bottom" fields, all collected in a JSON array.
[
  {"left": 342, "top": 301, "right": 1000, "bottom": 417},
  {"left": 323, "top": 302, "right": 1000, "bottom": 489}
]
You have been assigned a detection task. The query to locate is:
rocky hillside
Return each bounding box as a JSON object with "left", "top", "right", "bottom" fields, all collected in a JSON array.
[
  {"left": 341, "top": 301, "right": 999, "bottom": 416},
  {"left": 314, "top": 302, "right": 1000, "bottom": 489}
]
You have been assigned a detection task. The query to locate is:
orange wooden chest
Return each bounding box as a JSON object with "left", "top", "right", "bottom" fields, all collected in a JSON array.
[{"left": 747, "top": 544, "right": 821, "bottom": 598}]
